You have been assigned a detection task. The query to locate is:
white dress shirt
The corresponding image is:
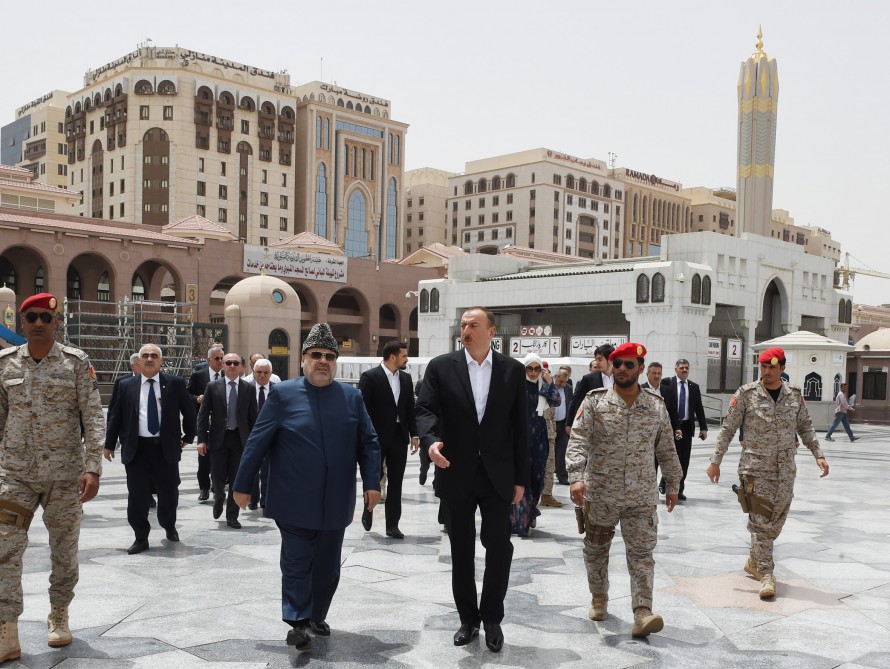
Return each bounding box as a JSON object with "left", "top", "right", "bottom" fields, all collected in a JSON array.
[
  {"left": 465, "top": 348, "right": 493, "bottom": 424},
  {"left": 554, "top": 385, "right": 567, "bottom": 421},
  {"left": 254, "top": 382, "right": 270, "bottom": 404},
  {"left": 138, "top": 374, "right": 162, "bottom": 437}
]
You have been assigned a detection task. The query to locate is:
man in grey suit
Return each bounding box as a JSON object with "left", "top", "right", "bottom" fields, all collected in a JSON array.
[{"left": 197, "top": 353, "right": 258, "bottom": 528}]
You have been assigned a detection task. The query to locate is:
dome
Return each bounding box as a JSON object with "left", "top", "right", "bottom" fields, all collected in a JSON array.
[
  {"left": 224, "top": 274, "right": 299, "bottom": 310},
  {"left": 0, "top": 285, "right": 16, "bottom": 303},
  {"left": 855, "top": 328, "right": 890, "bottom": 352}
]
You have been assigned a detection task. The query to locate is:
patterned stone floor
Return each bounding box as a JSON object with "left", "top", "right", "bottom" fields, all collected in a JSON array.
[{"left": 9, "top": 425, "right": 890, "bottom": 668}]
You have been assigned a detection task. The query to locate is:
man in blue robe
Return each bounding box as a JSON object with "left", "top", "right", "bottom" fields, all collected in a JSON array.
[{"left": 233, "top": 323, "right": 381, "bottom": 651}]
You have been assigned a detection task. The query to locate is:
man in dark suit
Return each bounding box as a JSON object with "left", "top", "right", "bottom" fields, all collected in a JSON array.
[
  {"left": 232, "top": 323, "right": 380, "bottom": 651},
  {"left": 417, "top": 306, "right": 530, "bottom": 654},
  {"left": 248, "top": 358, "right": 274, "bottom": 511},
  {"left": 660, "top": 358, "right": 707, "bottom": 501},
  {"left": 358, "top": 341, "right": 419, "bottom": 539},
  {"left": 552, "top": 367, "right": 574, "bottom": 485},
  {"left": 187, "top": 345, "right": 225, "bottom": 500},
  {"left": 104, "top": 344, "right": 197, "bottom": 554},
  {"left": 197, "top": 353, "right": 257, "bottom": 529},
  {"left": 640, "top": 362, "right": 663, "bottom": 395},
  {"left": 566, "top": 344, "right": 615, "bottom": 433}
]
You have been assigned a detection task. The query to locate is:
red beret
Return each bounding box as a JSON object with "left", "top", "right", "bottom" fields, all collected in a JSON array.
[
  {"left": 20, "top": 293, "right": 60, "bottom": 313},
  {"left": 610, "top": 342, "right": 647, "bottom": 360},
  {"left": 758, "top": 347, "right": 785, "bottom": 365}
]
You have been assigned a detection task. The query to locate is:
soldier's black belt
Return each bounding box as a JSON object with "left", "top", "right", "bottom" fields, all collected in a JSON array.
[{"left": 0, "top": 499, "right": 34, "bottom": 530}]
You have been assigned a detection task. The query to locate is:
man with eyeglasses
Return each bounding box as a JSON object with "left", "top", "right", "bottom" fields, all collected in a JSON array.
[
  {"left": 566, "top": 342, "right": 681, "bottom": 638},
  {"left": 247, "top": 358, "right": 275, "bottom": 511},
  {"left": 232, "top": 323, "right": 380, "bottom": 652},
  {"left": 188, "top": 345, "right": 225, "bottom": 501},
  {"left": 0, "top": 293, "right": 105, "bottom": 662},
  {"left": 104, "top": 344, "right": 197, "bottom": 553},
  {"left": 197, "top": 354, "right": 257, "bottom": 529}
]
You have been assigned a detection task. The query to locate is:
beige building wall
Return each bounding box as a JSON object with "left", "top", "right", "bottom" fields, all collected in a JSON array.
[
  {"left": 11, "top": 91, "right": 71, "bottom": 193},
  {"left": 614, "top": 168, "right": 690, "bottom": 258},
  {"left": 446, "top": 149, "right": 624, "bottom": 259},
  {"left": 684, "top": 186, "right": 841, "bottom": 261},
  {"left": 403, "top": 168, "right": 454, "bottom": 256}
]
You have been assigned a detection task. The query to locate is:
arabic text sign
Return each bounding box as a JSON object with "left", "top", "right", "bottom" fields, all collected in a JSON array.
[
  {"left": 569, "top": 335, "right": 628, "bottom": 356},
  {"left": 510, "top": 337, "right": 561, "bottom": 357},
  {"left": 455, "top": 337, "right": 503, "bottom": 353},
  {"left": 243, "top": 245, "right": 347, "bottom": 283}
]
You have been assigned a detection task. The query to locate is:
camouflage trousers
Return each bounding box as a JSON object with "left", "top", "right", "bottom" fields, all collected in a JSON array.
[
  {"left": 746, "top": 476, "right": 794, "bottom": 575},
  {"left": 582, "top": 503, "right": 658, "bottom": 611},
  {"left": 0, "top": 474, "right": 82, "bottom": 621},
  {"left": 542, "top": 438, "right": 556, "bottom": 497}
]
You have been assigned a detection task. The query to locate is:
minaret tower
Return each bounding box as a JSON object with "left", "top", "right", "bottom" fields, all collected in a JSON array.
[{"left": 736, "top": 27, "right": 779, "bottom": 237}]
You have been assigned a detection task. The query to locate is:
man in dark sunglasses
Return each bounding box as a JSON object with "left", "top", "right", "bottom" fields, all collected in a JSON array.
[
  {"left": 197, "top": 354, "right": 257, "bottom": 529},
  {"left": 566, "top": 342, "right": 681, "bottom": 639},
  {"left": 188, "top": 345, "right": 226, "bottom": 501},
  {"left": 232, "top": 323, "right": 380, "bottom": 652},
  {"left": 0, "top": 293, "right": 105, "bottom": 661}
]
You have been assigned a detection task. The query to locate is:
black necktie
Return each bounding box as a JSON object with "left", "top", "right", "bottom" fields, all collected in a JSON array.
[
  {"left": 227, "top": 381, "right": 238, "bottom": 429},
  {"left": 213, "top": 371, "right": 220, "bottom": 381},
  {"left": 147, "top": 379, "right": 160, "bottom": 435},
  {"left": 258, "top": 386, "right": 266, "bottom": 411}
]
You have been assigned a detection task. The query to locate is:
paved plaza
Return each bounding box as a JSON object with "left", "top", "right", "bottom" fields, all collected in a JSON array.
[{"left": 9, "top": 425, "right": 890, "bottom": 668}]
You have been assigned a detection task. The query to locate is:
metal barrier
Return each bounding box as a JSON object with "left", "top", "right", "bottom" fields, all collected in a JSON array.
[{"left": 701, "top": 392, "right": 725, "bottom": 427}]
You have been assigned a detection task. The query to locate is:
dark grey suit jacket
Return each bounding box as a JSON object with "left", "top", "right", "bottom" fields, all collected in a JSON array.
[{"left": 196, "top": 377, "right": 258, "bottom": 450}]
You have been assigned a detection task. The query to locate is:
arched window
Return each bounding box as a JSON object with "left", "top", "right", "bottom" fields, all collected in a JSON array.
[
  {"left": 337, "top": 98, "right": 345, "bottom": 107},
  {"left": 394, "top": 135, "right": 400, "bottom": 165},
  {"left": 67, "top": 266, "right": 81, "bottom": 300},
  {"left": 506, "top": 173, "right": 516, "bottom": 188},
  {"left": 691, "top": 273, "right": 702, "bottom": 304},
  {"left": 346, "top": 101, "right": 354, "bottom": 110},
  {"left": 315, "top": 163, "right": 328, "bottom": 238},
  {"left": 579, "top": 178, "right": 588, "bottom": 192},
  {"left": 464, "top": 180, "right": 473, "bottom": 195},
  {"left": 491, "top": 175, "right": 501, "bottom": 190},
  {"left": 603, "top": 184, "right": 612, "bottom": 198},
  {"left": 702, "top": 275, "right": 712, "bottom": 305},
  {"left": 591, "top": 181, "right": 600, "bottom": 196},
  {"left": 419, "top": 289, "right": 429, "bottom": 313},
  {"left": 478, "top": 178, "right": 487, "bottom": 193},
  {"left": 97, "top": 271, "right": 110, "bottom": 302},
  {"left": 652, "top": 272, "right": 665, "bottom": 302},
  {"left": 632, "top": 193, "right": 638, "bottom": 221},
  {"left": 430, "top": 288, "right": 440, "bottom": 312},
  {"left": 324, "top": 118, "right": 330, "bottom": 150},
  {"left": 132, "top": 275, "right": 145, "bottom": 301},
  {"left": 566, "top": 175, "right": 575, "bottom": 190},
  {"left": 345, "top": 190, "right": 368, "bottom": 257},
  {"left": 315, "top": 117, "right": 322, "bottom": 148},
  {"left": 34, "top": 266, "right": 44, "bottom": 294},
  {"left": 837, "top": 300, "right": 846, "bottom": 323},
  {"left": 845, "top": 299, "right": 853, "bottom": 324},
  {"left": 388, "top": 134, "right": 393, "bottom": 164},
  {"left": 386, "top": 178, "right": 398, "bottom": 260},
  {"left": 636, "top": 274, "right": 650, "bottom": 303}
]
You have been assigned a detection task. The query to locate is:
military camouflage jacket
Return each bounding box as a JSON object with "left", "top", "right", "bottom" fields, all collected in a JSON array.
[
  {"left": 711, "top": 381, "right": 823, "bottom": 480},
  {"left": 0, "top": 341, "right": 104, "bottom": 480},
  {"left": 566, "top": 386, "right": 682, "bottom": 505}
]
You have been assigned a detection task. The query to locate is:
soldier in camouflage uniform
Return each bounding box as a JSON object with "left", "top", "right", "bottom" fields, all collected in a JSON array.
[
  {"left": 0, "top": 293, "right": 105, "bottom": 663},
  {"left": 708, "top": 346, "right": 828, "bottom": 599},
  {"left": 566, "top": 342, "right": 682, "bottom": 638}
]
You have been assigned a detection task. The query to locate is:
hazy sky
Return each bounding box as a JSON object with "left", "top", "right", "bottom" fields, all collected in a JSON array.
[{"left": 4, "top": 1, "right": 888, "bottom": 305}]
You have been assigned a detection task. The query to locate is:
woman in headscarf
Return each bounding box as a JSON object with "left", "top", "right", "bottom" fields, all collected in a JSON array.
[{"left": 510, "top": 353, "right": 560, "bottom": 537}]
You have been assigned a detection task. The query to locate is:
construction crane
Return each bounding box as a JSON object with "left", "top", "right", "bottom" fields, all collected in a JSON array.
[{"left": 836, "top": 252, "right": 890, "bottom": 290}]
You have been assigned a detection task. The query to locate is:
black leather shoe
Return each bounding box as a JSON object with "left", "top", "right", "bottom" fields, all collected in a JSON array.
[
  {"left": 483, "top": 622, "right": 504, "bottom": 652},
  {"left": 148, "top": 496, "right": 157, "bottom": 509},
  {"left": 198, "top": 489, "right": 210, "bottom": 501},
  {"left": 309, "top": 620, "right": 330, "bottom": 636},
  {"left": 361, "top": 506, "right": 372, "bottom": 531},
  {"left": 419, "top": 468, "right": 428, "bottom": 486},
  {"left": 557, "top": 478, "right": 569, "bottom": 485},
  {"left": 165, "top": 528, "right": 180, "bottom": 542},
  {"left": 227, "top": 518, "right": 242, "bottom": 529},
  {"left": 386, "top": 527, "right": 405, "bottom": 539},
  {"left": 658, "top": 480, "right": 666, "bottom": 495},
  {"left": 677, "top": 493, "right": 687, "bottom": 501},
  {"left": 248, "top": 503, "right": 258, "bottom": 511},
  {"left": 286, "top": 625, "right": 311, "bottom": 650},
  {"left": 453, "top": 624, "right": 479, "bottom": 646},
  {"left": 127, "top": 539, "right": 149, "bottom": 555},
  {"left": 213, "top": 498, "right": 224, "bottom": 519}
]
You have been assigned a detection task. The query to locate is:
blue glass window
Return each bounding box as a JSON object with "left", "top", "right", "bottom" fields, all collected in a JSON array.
[
  {"left": 315, "top": 163, "right": 327, "bottom": 237},
  {"left": 315, "top": 117, "right": 322, "bottom": 148},
  {"left": 346, "top": 190, "right": 368, "bottom": 257},
  {"left": 335, "top": 121, "right": 383, "bottom": 138},
  {"left": 323, "top": 118, "right": 330, "bottom": 150},
  {"left": 386, "top": 178, "right": 398, "bottom": 259}
]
